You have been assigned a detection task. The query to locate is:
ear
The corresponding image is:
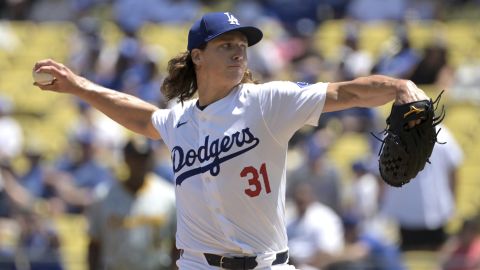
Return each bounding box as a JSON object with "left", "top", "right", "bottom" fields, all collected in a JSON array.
[{"left": 191, "top": 49, "right": 202, "bottom": 65}]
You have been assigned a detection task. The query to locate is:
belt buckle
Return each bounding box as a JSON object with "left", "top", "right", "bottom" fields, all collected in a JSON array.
[{"left": 219, "top": 256, "right": 226, "bottom": 269}]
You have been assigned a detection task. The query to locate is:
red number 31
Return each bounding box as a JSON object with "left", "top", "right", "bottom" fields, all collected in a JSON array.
[{"left": 241, "top": 163, "right": 271, "bottom": 197}]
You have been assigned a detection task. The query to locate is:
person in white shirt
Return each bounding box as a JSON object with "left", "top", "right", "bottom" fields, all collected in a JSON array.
[
  {"left": 381, "top": 125, "right": 463, "bottom": 251},
  {"left": 287, "top": 181, "right": 344, "bottom": 269},
  {"left": 0, "top": 96, "right": 23, "bottom": 161},
  {"left": 343, "top": 159, "right": 381, "bottom": 233}
]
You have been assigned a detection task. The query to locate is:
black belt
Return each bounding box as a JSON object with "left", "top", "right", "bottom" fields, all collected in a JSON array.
[{"left": 204, "top": 250, "right": 288, "bottom": 269}]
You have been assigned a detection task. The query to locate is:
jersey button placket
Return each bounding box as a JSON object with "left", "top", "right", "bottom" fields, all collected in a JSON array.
[
  {"left": 202, "top": 173, "right": 227, "bottom": 236},
  {"left": 203, "top": 174, "right": 212, "bottom": 184},
  {"left": 197, "top": 111, "right": 231, "bottom": 238},
  {"left": 198, "top": 113, "right": 218, "bottom": 219},
  {"left": 204, "top": 174, "right": 233, "bottom": 238}
]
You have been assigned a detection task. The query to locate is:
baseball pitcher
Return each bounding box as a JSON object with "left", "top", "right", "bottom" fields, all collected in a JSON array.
[{"left": 34, "top": 11, "right": 434, "bottom": 270}]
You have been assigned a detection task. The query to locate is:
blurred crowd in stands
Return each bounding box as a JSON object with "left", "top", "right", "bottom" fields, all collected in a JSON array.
[{"left": 1, "top": 0, "right": 480, "bottom": 269}]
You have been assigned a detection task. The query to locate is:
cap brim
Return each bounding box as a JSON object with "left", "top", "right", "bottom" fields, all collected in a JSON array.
[
  {"left": 205, "top": 26, "right": 263, "bottom": 47},
  {"left": 238, "top": 26, "right": 263, "bottom": 47}
]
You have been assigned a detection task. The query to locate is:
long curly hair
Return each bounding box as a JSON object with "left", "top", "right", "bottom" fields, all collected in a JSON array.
[{"left": 161, "top": 49, "right": 257, "bottom": 104}]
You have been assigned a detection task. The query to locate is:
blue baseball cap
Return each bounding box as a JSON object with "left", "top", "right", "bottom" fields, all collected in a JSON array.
[{"left": 187, "top": 12, "right": 263, "bottom": 51}]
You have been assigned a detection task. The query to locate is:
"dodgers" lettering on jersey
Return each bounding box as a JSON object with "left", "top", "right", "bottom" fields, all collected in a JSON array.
[{"left": 172, "top": 127, "right": 260, "bottom": 185}]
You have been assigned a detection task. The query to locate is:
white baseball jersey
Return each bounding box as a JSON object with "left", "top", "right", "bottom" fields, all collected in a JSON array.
[{"left": 152, "top": 81, "right": 327, "bottom": 261}]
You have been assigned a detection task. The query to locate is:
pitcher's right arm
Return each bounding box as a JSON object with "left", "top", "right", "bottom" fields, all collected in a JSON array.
[{"left": 33, "top": 59, "right": 161, "bottom": 140}]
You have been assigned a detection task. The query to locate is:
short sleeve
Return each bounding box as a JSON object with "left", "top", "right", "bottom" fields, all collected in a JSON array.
[
  {"left": 151, "top": 109, "right": 171, "bottom": 143},
  {"left": 257, "top": 81, "right": 328, "bottom": 144},
  {"left": 311, "top": 208, "right": 344, "bottom": 254},
  {"left": 437, "top": 126, "right": 463, "bottom": 170}
]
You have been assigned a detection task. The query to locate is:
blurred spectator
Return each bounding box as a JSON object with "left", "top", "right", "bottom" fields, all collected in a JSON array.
[
  {"left": 0, "top": 215, "right": 17, "bottom": 269},
  {"left": 287, "top": 131, "right": 342, "bottom": 213},
  {"left": 148, "top": 0, "right": 200, "bottom": 24},
  {"left": 343, "top": 159, "right": 380, "bottom": 230},
  {"left": 53, "top": 130, "right": 114, "bottom": 213},
  {"left": 325, "top": 213, "right": 406, "bottom": 270},
  {"left": 69, "top": 16, "right": 104, "bottom": 82},
  {"left": 233, "top": 0, "right": 267, "bottom": 26},
  {"left": 0, "top": 95, "right": 23, "bottom": 162},
  {"left": 442, "top": 216, "right": 480, "bottom": 270},
  {"left": 95, "top": 29, "right": 167, "bottom": 109},
  {"left": 0, "top": 164, "right": 20, "bottom": 269},
  {"left": 371, "top": 25, "right": 420, "bottom": 79},
  {"left": 0, "top": 164, "right": 64, "bottom": 270},
  {"left": 87, "top": 137, "right": 176, "bottom": 270},
  {"left": 322, "top": 105, "right": 381, "bottom": 154},
  {"left": 1, "top": 153, "right": 68, "bottom": 216},
  {"left": 0, "top": 151, "right": 63, "bottom": 221},
  {"left": 113, "top": 0, "right": 199, "bottom": 33},
  {"left": 17, "top": 147, "right": 51, "bottom": 201},
  {"left": 406, "top": 0, "right": 440, "bottom": 20},
  {"left": 97, "top": 33, "right": 143, "bottom": 91},
  {"left": 287, "top": 181, "right": 344, "bottom": 270},
  {"left": 260, "top": 0, "right": 324, "bottom": 36},
  {"left": 122, "top": 57, "right": 167, "bottom": 107},
  {"left": 449, "top": 61, "right": 480, "bottom": 103},
  {"left": 381, "top": 125, "right": 463, "bottom": 252},
  {"left": 346, "top": 0, "right": 408, "bottom": 21},
  {"left": 0, "top": 158, "right": 34, "bottom": 214},
  {"left": 70, "top": 104, "right": 127, "bottom": 167},
  {"left": 0, "top": 0, "right": 32, "bottom": 20},
  {"left": 16, "top": 211, "right": 63, "bottom": 270},
  {"left": 290, "top": 41, "right": 329, "bottom": 84},
  {"left": 241, "top": 17, "right": 292, "bottom": 81},
  {"left": 260, "top": 0, "right": 349, "bottom": 36},
  {"left": 29, "top": 0, "right": 73, "bottom": 21},
  {"left": 70, "top": 0, "right": 103, "bottom": 18},
  {"left": 409, "top": 41, "right": 455, "bottom": 89},
  {"left": 85, "top": 19, "right": 168, "bottom": 107},
  {"left": 335, "top": 25, "right": 373, "bottom": 82},
  {"left": 321, "top": 24, "right": 382, "bottom": 151}
]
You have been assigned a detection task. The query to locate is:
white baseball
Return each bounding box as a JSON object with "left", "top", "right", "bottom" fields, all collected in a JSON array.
[{"left": 32, "top": 70, "right": 55, "bottom": 85}]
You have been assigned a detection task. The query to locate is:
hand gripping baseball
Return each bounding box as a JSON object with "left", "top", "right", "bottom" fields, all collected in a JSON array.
[{"left": 32, "top": 59, "right": 87, "bottom": 95}]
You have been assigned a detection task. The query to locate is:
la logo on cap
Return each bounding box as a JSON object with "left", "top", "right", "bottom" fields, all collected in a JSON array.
[{"left": 224, "top": 12, "right": 239, "bottom": 25}]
